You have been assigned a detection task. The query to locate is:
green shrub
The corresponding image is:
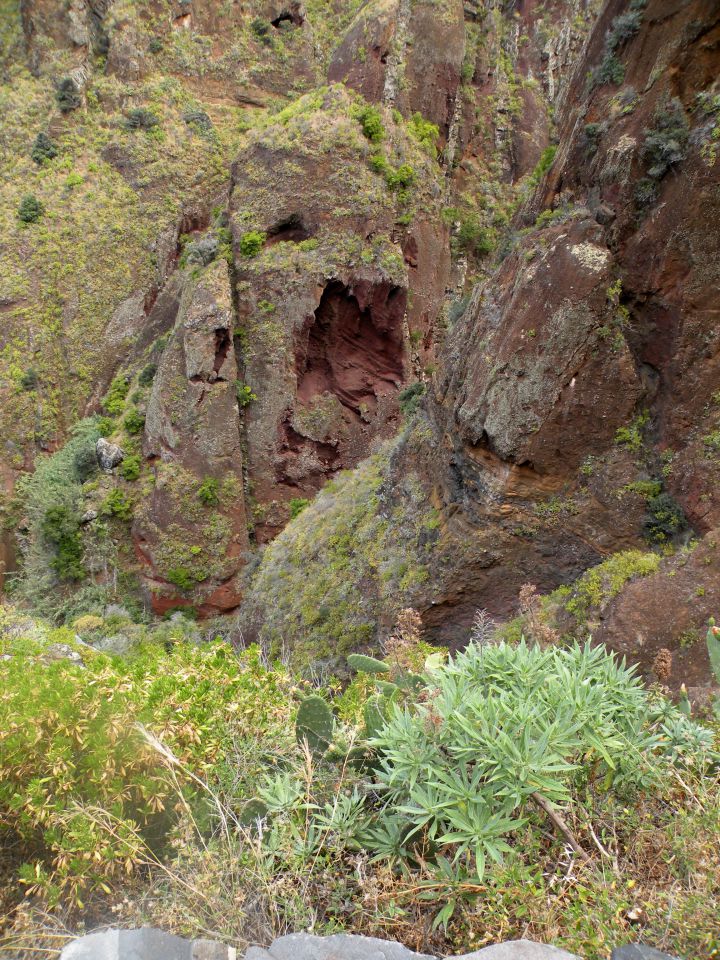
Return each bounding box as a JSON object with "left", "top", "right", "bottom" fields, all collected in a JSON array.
[
  {"left": 352, "top": 103, "right": 385, "bottom": 143},
  {"left": 457, "top": 216, "right": 497, "bottom": 256},
  {"left": 138, "top": 363, "right": 157, "bottom": 387},
  {"left": 125, "top": 108, "right": 160, "bottom": 131},
  {"left": 593, "top": 53, "right": 625, "bottom": 88},
  {"left": 120, "top": 454, "right": 141, "bottom": 482},
  {"left": 614, "top": 411, "right": 648, "bottom": 452},
  {"left": 366, "top": 640, "right": 714, "bottom": 877},
  {"left": 642, "top": 98, "right": 688, "bottom": 180},
  {"left": 250, "top": 17, "right": 272, "bottom": 45},
  {"left": 528, "top": 145, "right": 557, "bottom": 185},
  {"left": 17, "top": 194, "right": 44, "bottom": 224},
  {"left": 101, "top": 489, "right": 133, "bottom": 521},
  {"left": 197, "top": 477, "right": 220, "bottom": 506},
  {"left": 41, "top": 505, "right": 84, "bottom": 581},
  {"left": 559, "top": 549, "right": 660, "bottom": 620},
  {"left": 369, "top": 152, "right": 390, "bottom": 176},
  {"left": 386, "top": 164, "right": 415, "bottom": 190},
  {"left": 13, "top": 419, "right": 100, "bottom": 600},
  {"left": 407, "top": 112, "right": 439, "bottom": 154},
  {"left": 103, "top": 374, "right": 130, "bottom": 415},
  {"left": 123, "top": 408, "right": 145, "bottom": 436},
  {"left": 238, "top": 231, "right": 266, "bottom": 257},
  {"left": 398, "top": 381, "right": 425, "bottom": 417},
  {"left": 0, "top": 625, "right": 292, "bottom": 904},
  {"left": 289, "top": 497, "right": 309, "bottom": 519},
  {"left": 56, "top": 77, "right": 81, "bottom": 113},
  {"left": 19, "top": 368, "right": 38, "bottom": 390},
  {"left": 166, "top": 566, "right": 195, "bottom": 591},
  {"left": 643, "top": 492, "right": 687, "bottom": 543},
  {"left": 31, "top": 131, "right": 57, "bottom": 165}
]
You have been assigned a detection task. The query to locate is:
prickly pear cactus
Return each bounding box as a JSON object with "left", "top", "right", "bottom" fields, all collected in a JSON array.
[
  {"left": 296, "top": 695, "right": 334, "bottom": 755},
  {"left": 347, "top": 653, "right": 390, "bottom": 675}
]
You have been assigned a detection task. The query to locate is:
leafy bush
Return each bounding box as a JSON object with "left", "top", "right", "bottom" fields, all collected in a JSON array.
[
  {"left": 528, "top": 145, "right": 557, "bottom": 185},
  {"left": 103, "top": 374, "right": 130, "bottom": 415},
  {"left": 41, "top": 505, "right": 85, "bottom": 581},
  {"left": 457, "top": 215, "right": 496, "bottom": 256},
  {"left": 352, "top": 103, "right": 385, "bottom": 143},
  {"left": 12, "top": 419, "right": 101, "bottom": 601},
  {"left": 642, "top": 98, "right": 688, "bottom": 180},
  {"left": 250, "top": 17, "right": 272, "bottom": 45},
  {"left": 366, "top": 641, "right": 713, "bottom": 877},
  {"left": 183, "top": 109, "right": 212, "bottom": 133},
  {"left": 238, "top": 231, "right": 266, "bottom": 257},
  {"left": 166, "top": 566, "right": 195, "bottom": 590},
  {"left": 19, "top": 368, "right": 38, "bottom": 390},
  {"left": 643, "top": 492, "right": 688, "bottom": 543},
  {"left": 197, "top": 477, "right": 220, "bottom": 506},
  {"left": 56, "top": 77, "right": 81, "bottom": 113},
  {"left": 398, "top": 381, "right": 425, "bottom": 417},
  {"left": 120, "top": 454, "right": 141, "bottom": 482},
  {"left": 101, "top": 489, "right": 133, "bottom": 521},
  {"left": 31, "top": 131, "right": 57, "bottom": 165},
  {"left": 289, "top": 497, "right": 309, "bottom": 519},
  {"left": 386, "top": 163, "right": 415, "bottom": 190},
  {"left": 407, "top": 112, "right": 439, "bottom": 155},
  {"left": 138, "top": 363, "right": 157, "bottom": 387},
  {"left": 0, "top": 622, "right": 293, "bottom": 904},
  {"left": 125, "top": 108, "right": 160, "bottom": 131},
  {"left": 17, "top": 194, "right": 44, "bottom": 224},
  {"left": 123, "top": 408, "right": 145, "bottom": 436}
]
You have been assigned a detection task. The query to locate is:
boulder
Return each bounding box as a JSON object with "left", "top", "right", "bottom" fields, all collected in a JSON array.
[
  {"left": 246, "top": 935, "right": 580, "bottom": 960},
  {"left": 610, "top": 946, "right": 680, "bottom": 960},
  {"left": 60, "top": 928, "right": 234, "bottom": 960},
  {"left": 96, "top": 439, "right": 125, "bottom": 472}
]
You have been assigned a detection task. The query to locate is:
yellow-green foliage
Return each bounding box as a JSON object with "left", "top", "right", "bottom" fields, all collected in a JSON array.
[
  {"left": 0, "top": 52, "right": 247, "bottom": 460},
  {"left": 555, "top": 549, "right": 661, "bottom": 621},
  {"left": 0, "top": 605, "right": 294, "bottom": 905},
  {"left": 241, "top": 437, "right": 440, "bottom": 666}
]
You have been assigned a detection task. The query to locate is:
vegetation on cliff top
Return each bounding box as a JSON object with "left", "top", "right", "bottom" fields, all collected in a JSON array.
[{"left": 1, "top": 605, "right": 718, "bottom": 960}]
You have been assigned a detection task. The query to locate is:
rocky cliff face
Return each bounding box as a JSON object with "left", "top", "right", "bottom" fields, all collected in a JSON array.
[{"left": 2, "top": 0, "right": 719, "bottom": 692}]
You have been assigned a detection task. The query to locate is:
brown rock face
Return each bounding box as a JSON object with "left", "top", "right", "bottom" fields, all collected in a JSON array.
[
  {"left": 134, "top": 261, "right": 249, "bottom": 615},
  {"left": 229, "top": 86, "right": 449, "bottom": 540},
  {"left": 406, "top": 0, "right": 720, "bottom": 663},
  {"left": 328, "top": 0, "right": 465, "bottom": 138}
]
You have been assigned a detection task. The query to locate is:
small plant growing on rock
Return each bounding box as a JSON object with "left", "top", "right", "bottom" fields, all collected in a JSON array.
[
  {"left": 235, "top": 382, "right": 257, "bottom": 407},
  {"left": 17, "top": 194, "right": 44, "bottom": 224},
  {"left": 31, "top": 132, "right": 57, "bottom": 165},
  {"left": 166, "top": 566, "right": 195, "bottom": 590},
  {"left": 250, "top": 17, "right": 273, "bottom": 46},
  {"left": 289, "top": 497, "right": 309, "bottom": 519},
  {"left": 239, "top": 230, "right": 266, "bottom": 257},
  {"left": 641, "top": 97, "right": 689, "bottom": 180},
  {"left": 197, "top": 477, "right": 220, "bottom": 506}
]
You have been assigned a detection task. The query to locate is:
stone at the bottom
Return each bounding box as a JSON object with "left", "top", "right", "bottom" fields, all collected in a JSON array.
[
  {"left": 245, "top": 933, "right": 435, "bottom": 960},
  {"left": 60, "top": 928, "right": 234, "bottom": 960},
  {"left": 611, "top": 946, "right": 680, "bottom": 960},
  {"left": 245, "top": 934, "right": 580, "bottom": 960},
  {"left": 455, "top": 942, "right": 580, "bottom": 960}
]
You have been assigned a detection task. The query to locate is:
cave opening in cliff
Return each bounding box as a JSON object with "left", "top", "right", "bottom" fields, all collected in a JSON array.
[
  {"left": 267, "top": 213, "right": 311, "bottom": 244},
  {"left": 271, "top": 8, "right": 303, "bottom": 28},
  {"left": 297, "top": 280, "right": 406, "bottom": 417}
]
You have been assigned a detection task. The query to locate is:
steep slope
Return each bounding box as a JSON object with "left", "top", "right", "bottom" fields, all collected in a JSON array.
[{"left": 241, "top": 0, "right": 720, "bottom": 688}]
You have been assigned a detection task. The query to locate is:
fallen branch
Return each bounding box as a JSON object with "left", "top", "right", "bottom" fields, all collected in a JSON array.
[{"left": 531, "top": 792, "right": 590, "bottom": 862}]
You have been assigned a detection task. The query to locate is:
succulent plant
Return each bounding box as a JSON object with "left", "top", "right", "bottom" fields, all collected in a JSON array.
[
  {"left": 347, "top": 653, "right": 390, "bottom": 675},
  {"left": 295, "top": 695, "right": 334, "bottom": 755}
]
